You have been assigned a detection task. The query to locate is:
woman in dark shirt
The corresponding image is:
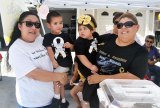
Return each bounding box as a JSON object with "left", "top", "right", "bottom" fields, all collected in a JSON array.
[{"left": 88, "top": 12, "right": 148, "bottom": 85}]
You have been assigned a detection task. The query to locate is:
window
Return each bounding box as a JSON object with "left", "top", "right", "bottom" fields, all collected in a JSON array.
[
  {"left": 136, "top": 12, "right": 143, "bottom": 17},
  {"left": 101, "top": 11, "right": 109, "bottom": 16}
]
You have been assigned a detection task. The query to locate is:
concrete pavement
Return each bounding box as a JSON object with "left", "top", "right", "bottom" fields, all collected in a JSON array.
[
  {"left": 0, "top": 73, "right": 76, "bottom": 108},
  {"left": 0, "top": 51, "right": 76, "bottom": 108}
]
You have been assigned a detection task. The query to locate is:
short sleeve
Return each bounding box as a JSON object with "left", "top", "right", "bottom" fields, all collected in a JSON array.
[
  {"left": 75, "top": 38, "right": 86, "bottom": 55},
  {"left": 154, "top": 47, "right": 160, "bottom": 58},
  {"left": 128, "top": 48, "right": 148, "bottom": 79},
  {"left": 43, "top": 34, "right": 52, "bottom": 47},
  {"left": 9, "top": 47, "right": 37, "bottom": 79}
]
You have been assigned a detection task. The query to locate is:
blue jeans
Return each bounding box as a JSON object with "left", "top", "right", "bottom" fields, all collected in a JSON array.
[
  {"left": 18, "top": 97, "right": 60, "bottom": 108},
  {"left": 149, "top": 65, "right": 160, "bottom": 86}
]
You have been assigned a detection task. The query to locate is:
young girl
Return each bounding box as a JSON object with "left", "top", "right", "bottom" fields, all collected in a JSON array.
[
  {"left": 43, "top": 11, "right": 73, "bottom": 108},
  {"left": 75, "top": 14, "right": 99, "bottom": 108}
]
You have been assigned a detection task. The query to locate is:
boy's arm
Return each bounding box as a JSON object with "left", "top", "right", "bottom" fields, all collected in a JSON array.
[
  {"left": 46, "top": 47, "right": 59, "bottom": 68},
  {"left": 77, "top": 55, "right": 98, "bottom": 73},
  {"left": 64, "top": 42, "right": 74, "bottom": 50}
]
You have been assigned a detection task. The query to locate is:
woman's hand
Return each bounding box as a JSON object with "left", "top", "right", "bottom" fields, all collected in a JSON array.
[
  {"left": 59, "top": 73, "right": 68, "bottom": 85},
  {"left": 90, "top": 65, "right": 98, "bottom": 73},
  {"left": 87, "top": 73, "right": 102, "bottom": 84},
  {"left": 64, "top": 42, "right": 72, "bottom": 48}
]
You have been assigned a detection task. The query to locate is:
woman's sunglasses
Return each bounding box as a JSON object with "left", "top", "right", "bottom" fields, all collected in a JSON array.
[
  {"left": 117, "top": 21, "right": 136, "bottom": 29},
  {"left": 21, "top": 21, "right": 41, "bottom": 29}
]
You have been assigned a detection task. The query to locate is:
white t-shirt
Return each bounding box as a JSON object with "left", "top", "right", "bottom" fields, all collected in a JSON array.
[{"left": 9, "top": 36, "right": 54, "bottom": 107}]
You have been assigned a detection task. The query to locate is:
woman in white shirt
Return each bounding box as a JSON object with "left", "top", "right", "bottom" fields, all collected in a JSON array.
[{"left": 7, "top": 11, "right": 68, "bottom": 108}]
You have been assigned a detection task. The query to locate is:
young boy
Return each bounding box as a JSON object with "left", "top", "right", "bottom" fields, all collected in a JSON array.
[
  {"left": 43, "top": 11, "right": 73, "bottom": 108},
  {"left": 75, "top": 14, "right": 99, "bottom": 108}
]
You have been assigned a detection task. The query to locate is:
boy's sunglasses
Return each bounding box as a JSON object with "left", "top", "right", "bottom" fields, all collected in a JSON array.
[
  {"left": 117, "top": 21, "right": 136, "bottom": 29},
  {"left": 21, "top": 21, "right": 41, "bottom": 29},
  {"left": 146, "top": 40, "right": 153, "bottom": 44}
]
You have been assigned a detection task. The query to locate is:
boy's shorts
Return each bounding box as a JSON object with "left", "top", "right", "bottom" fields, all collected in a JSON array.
[{"left": 54, "top": 66, "right": 69, "bottom": 73}]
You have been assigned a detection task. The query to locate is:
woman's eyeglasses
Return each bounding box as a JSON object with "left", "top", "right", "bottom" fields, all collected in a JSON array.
[
  {"left": 21, "top": 21, "right": 41, "bottom": 29},
  {"left": 117, "top": 21, "right": 136, "bottom": 29},
  {"left": 146, "top": 40, "right": 153, "bottom": 44}
]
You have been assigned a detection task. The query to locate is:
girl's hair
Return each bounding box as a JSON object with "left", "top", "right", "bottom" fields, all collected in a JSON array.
[
  {"left": 46, "top": 11, "right": 61, "bottom": 23},
  {"left": 118, "top": 12, "right": 138, "bottom": 25},
  {"left": 8, "top": 11, "right": 39, "bottom": 48},
  {"left": 78, "top": 14, "right": 97, "bottom": 30},
  {"left": 7, "top": 11, "right": 39, "bottom": 71}
]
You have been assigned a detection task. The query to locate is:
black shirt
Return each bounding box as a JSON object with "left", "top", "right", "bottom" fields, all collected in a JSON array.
[
  {"left": 97, "top": 34, "right": 148, "bottom": 79},
  {"left": 43, "top": 33, "right": 73, "bottom": 67},
  {"left": 75, "top": 36, "right": 98, "bottom": 78}
]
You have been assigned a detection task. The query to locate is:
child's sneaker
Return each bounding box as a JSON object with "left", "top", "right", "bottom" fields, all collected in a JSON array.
[
  {"left": 60, "top": 100, "right": 69, "bottom": 108},
  {"left": 50, "top": 97, "right": 60, "bottom": 108}
]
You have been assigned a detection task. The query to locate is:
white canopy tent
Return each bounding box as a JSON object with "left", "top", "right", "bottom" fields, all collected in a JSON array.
[
  {"left": 26, "top": 0, "right": 160, "bottom": 10},
  {"left": 0, "top": 0, "right": 160, "bottom": 46},
  {"left": 25, "top": 0, "right": 160, "bottom": 46}
]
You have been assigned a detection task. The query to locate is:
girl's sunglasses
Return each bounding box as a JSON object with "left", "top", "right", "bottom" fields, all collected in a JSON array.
[
  {"left": 21, "top": 21, "right": 41, "bottom": 29},
  {"left": 117, "top": 21, "right": 136, "bottom": 29}
]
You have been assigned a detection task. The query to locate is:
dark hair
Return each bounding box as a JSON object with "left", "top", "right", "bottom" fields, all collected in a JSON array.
[
  {"left": 7, "top": 11, "right": 39, "bottom": 71},
  {"left": 145, "top": 35, "right": 155, "bottom": 42},
  {"left": 46, "top": 11, "right": 61, "bottom": 23},
  {"left": 118, "top": 12, "right": 138, "bottom": 25},
  {"left": 8, "top": 11, "right": 39, "bottom": 48},
  {"left": 113, "top": 12, "right": 124, "bottom": 24},
  {"left": 78, "top": 14, "right": 97, "bottom": 30}
]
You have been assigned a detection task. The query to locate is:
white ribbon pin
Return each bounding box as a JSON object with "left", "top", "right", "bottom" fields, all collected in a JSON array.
[
  {"left": 89, "top": 38, "right": 98, "bottom": 53},
  {"left": 52, "top": 37, "right": 66, "bottom": 59}
]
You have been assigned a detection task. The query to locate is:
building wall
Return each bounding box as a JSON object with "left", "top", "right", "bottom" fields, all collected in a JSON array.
[
  {"left": 78, "top": 8, "right": 155, "bottom": 42},
  {"left": 155, "top": 12, "right": 160, "bottom": 31}
]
